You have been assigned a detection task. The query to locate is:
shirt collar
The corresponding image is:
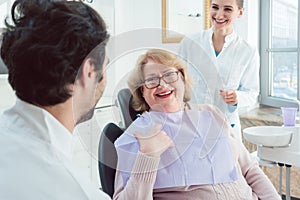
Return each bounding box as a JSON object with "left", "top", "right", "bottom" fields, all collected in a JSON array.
[
  {"left": 224, "top": 30, "right": 237, "bottom": 44},
  {"left": 10, "top": 99, "right": 74, "bottom": 159},
  {"left": 208, "top": 27, "right": 237, "bottom": 44}
]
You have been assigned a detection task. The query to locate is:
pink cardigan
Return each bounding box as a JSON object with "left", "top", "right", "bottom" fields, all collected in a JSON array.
[{"left": 113, "top": 105, "right": 280, "bottom": 200}]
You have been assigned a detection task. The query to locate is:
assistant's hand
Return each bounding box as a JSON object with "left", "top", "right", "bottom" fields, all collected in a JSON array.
[
  {"left": 134, "top": 124, "right": 174, "bottom": 158},
  {"left": 220, "top": 89, "right": 238, "bottom": 105}
]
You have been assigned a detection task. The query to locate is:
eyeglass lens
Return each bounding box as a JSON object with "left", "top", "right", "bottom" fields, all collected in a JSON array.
[{"left": 145, "top": 71, "right": 179, "bottom": 89}]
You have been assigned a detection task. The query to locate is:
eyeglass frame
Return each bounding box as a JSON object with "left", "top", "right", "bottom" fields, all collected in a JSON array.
[{"left": 143, "top": 70, "right": 182, "bottom": 89}]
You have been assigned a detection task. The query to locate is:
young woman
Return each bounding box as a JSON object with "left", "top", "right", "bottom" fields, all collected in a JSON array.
[
  {"left": 113, "top": 49, "right": 279, "bottom": 200},
  {"left": 178, "top": 0, "right": 259, "bottom": 140}
]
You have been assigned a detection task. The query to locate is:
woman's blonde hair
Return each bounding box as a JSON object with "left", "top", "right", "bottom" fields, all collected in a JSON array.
[
  {"left": 210, "top": 0, "right": 244, "bottom": 9},
  {"left": 127, "top": 49, "right": 193, "bottom": 112}
]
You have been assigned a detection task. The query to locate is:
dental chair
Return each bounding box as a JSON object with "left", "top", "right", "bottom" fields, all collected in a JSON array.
[
  {"left": 98, "top": 88, "right": 141, "bottom": 197},
  {"left": 98, "top": 122, "right": 123, "bottom": 198},
  {"left": 117, "top": 88, "right": 142, "bottom": 129}
]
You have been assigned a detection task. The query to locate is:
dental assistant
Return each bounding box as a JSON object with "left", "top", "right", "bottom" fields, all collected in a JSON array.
[{"left": 178, "top": 0, "right": 260, "bottom": 139}]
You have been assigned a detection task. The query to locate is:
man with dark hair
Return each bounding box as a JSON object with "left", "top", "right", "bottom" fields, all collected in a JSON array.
[{"left": 0, "top": 0, "right": 110, "bottom": 199}]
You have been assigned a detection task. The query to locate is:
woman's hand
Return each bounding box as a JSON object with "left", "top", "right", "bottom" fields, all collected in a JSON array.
[
  {"left": 134, "top": 124, "right": 174, "bottom": 157},
  {"left": 220, "top": 89, "right": 238, "bottom": 105}
]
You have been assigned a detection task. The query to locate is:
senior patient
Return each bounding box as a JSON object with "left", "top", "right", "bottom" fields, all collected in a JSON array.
[{"left": 113, "top": 49, "right": 280, "bottom": 200}]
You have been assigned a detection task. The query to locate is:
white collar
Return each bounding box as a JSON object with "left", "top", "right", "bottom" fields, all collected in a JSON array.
[
  {"left": 4, "top": 99, "right": 74, "bottom": 159},
  {"left": 208, "top": 27, "right": 237, "bottom": 44}
]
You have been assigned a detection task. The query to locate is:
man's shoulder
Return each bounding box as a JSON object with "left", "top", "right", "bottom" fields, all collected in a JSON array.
[{"left": 0, "top": 136, "right": 110, "bottom": 199}]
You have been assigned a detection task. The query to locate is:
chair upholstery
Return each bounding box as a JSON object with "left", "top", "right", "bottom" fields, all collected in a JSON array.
[
  {"left": 117, "top": 88, "right": 142, "bottom": 128},
  {"left": 0, "top": 42, "right": 8, "bottom": 74},
  {"left": 98, "top": 122, "right": 124, "bottom": 198},
  {"left": 98, "top": 88, "right": 142, "bottom": 197}
]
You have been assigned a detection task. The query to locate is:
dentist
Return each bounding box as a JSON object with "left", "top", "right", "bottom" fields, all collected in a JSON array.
[{"left": 0, "top": 0, "right": 110, "bottom": 199}]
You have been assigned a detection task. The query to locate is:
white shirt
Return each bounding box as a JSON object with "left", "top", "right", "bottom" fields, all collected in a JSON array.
[
  {"left": 178, "top": 28, "right": 260, "bottom": 138},
  {"left": 0, "top": 99, "right": 110, "bottom": 200}
]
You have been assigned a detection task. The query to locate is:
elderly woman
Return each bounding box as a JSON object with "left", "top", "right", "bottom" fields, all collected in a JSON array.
[{"left": 113, "top": 49, "right": 280, "bottom": 200}]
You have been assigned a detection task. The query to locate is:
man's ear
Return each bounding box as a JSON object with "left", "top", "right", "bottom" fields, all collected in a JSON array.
[{"left": 79, "top": 58, "right": 95, "bottom": 87}]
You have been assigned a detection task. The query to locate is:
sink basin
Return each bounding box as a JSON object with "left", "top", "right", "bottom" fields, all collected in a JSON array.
[{"left": 243, "top": 126, "right": 293, "bottom": 147}]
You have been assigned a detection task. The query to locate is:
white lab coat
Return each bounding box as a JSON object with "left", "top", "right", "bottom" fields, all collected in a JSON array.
[
  {"left": 0, "top": 99, "right": 111, "bottom": 200},
  {"left": 178, "top": 28, "right": 260, "bottom": 139}
]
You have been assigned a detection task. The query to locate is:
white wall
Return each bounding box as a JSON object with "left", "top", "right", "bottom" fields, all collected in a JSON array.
[
  {"left": 88, "top": 0, "right": 115, "bottom": 35},
  {"left": 0, "top": 75, "right": 15, "bottom": 113},
  {"left": 234, "top": 0, "right": 260, "bottom": 48}
]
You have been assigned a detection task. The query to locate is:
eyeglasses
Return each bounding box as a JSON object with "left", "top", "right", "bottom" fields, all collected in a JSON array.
[{"left": 143, "top": 71, "right": 180, "bottom": 89}]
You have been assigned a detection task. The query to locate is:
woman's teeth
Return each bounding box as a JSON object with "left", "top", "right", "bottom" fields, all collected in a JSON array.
[
  {"left": 216, "top": 19, "right": 225, "bottom": 22},
  {"left": 156, "top": 91, "right": 172, "bottom": 96}
]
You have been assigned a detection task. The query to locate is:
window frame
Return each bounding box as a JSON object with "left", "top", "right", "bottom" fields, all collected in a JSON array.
[{"left": 260, "top": 0, "right": 300, "bottom": 108}]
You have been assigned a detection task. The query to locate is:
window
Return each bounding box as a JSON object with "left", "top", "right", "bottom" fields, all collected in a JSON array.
[{"left": 260, "top": 0, "right": 300, "bottom": 107}]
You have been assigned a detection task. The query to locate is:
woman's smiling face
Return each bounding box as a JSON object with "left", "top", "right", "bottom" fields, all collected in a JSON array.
[
  {"left": 210, "top": 0, "right": 243, "bottom": 32},
  {"left": 142, "top": 59, "right": 185, "bottom": 113}
]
